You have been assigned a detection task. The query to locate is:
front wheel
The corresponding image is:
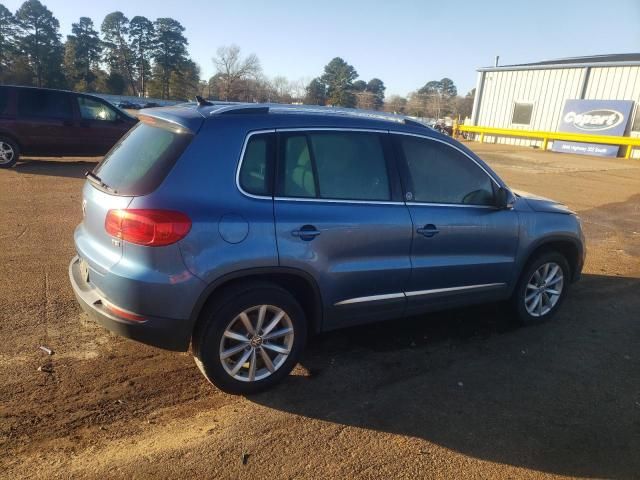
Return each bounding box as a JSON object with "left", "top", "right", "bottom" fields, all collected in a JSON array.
[
  {"left": 0, "top": 137, "right": 19, "bottom": 168},
  {"left": 512, "top": 252, "right": 570, "bottom": 324},
  {"left": 193, "top": 283, "right": 307, "bottom": 394}
]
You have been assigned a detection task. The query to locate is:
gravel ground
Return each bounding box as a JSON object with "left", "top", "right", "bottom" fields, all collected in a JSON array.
[{"left": 0, "top": 142, "right": 639, "bottom": 479}]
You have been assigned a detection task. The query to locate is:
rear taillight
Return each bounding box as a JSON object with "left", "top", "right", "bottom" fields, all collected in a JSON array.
[{"left": 105, "top": 209, "right": 191, "bottom": 246}]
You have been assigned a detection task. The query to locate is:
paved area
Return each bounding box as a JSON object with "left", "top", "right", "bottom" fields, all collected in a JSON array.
[{"left": 1, "top": 143, "right": 639, "bottom": 479}]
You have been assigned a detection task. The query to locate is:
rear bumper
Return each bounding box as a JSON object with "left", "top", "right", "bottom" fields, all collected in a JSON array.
[{"left": 69, "top": 256, "right": 192, "bottom": 351}]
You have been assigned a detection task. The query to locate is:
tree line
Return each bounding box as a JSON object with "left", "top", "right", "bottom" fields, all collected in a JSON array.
[
  {"left": 207, "top": 47, "right": 474, "bottom": 119},
  {"left": 0, "top": 0, "right": 199, "bottom": 99},
  {"left": 0, "top": 0, "right": 474, "bottom": 118}
]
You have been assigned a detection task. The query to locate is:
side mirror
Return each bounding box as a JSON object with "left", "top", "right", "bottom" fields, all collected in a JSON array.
[{"left": 495, "top": 187, "right": 515, "bottom": 209}]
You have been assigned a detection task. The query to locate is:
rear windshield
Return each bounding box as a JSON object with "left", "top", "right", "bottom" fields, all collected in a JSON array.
[{"left": 93, "top": 119, "right": 193, "bottom": 196}]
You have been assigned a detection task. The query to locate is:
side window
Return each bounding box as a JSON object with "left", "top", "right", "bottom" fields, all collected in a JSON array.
[
  {"left": 280, "top": 131, "right": 391, "bottom": 201},
  {"left": 78, "top": 97, "right": 118, "bottom": 121},
  {"left": 17, "top": 89, "right": 72, "bottom": 120},
  {"left": 399, "top": 136, "right": 495, "bottom": 206},
  {"left": 239, "top": 133, "right": 274, "bottom": 196}
]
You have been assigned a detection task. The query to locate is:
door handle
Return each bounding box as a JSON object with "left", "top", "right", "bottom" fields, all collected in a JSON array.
[
  {"left": 292, "top": 225, "right": 321, "bottom": 241},
  {"left": 417, "top": 224, "right": 439, "bottom": 237}
]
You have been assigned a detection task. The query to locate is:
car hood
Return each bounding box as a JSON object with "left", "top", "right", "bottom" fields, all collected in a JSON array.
[{"left": 513, "top": 190, "right": 575, "bottom": 214}]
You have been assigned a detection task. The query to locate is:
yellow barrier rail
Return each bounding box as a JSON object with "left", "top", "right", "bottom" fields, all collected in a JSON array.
[{"left": 456, "top": 124, "right": 640, "bottom": 159}]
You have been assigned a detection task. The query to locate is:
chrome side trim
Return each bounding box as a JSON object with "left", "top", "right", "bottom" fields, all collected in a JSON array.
[
  {"left": 235, "top": 129, "right": 276, "bottom": 200},
  {"left": 404, "top": 283, "right": 505, "bottom": 297},
  {"left": 405, "top": 201, "right": 498, "bottom": 210},
  {"left": 389, "top": 131, "right": 501, "bottom": 187},
  {"left": 334, "top": 282, "right": 506, "bottom": 306},
  {"left": 275, "top": 197, "right": 403, "bottom": 206},
  {"left": 334, "top": 292, "right": 405, "bottom": 306}
]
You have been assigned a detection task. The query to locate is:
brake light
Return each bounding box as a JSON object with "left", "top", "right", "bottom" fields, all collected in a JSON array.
[{"left": 105, "top": 209, "right": 191, "bottom": 246}]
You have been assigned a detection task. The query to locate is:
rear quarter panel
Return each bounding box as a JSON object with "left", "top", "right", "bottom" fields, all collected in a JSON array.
[{"left": 130, "top": 118, "right": 279, "bottom": 285}]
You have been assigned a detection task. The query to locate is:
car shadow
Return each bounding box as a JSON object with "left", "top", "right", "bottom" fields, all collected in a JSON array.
[
  {"left": 14, "top": 158, "right": 99, "bottom": 179},
  {"left": 251, "top": 274, "right": 640, "bottom": 478}
]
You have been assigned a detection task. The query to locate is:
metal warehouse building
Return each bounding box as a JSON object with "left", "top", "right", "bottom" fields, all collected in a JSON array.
[{"left": 469, "top": 54, "right": 640, "bottom": 158}]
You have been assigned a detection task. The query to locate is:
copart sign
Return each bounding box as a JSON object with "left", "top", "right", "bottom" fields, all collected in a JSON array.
[{"left": 552, "top": 99, "right": 634, "bottom": 157}]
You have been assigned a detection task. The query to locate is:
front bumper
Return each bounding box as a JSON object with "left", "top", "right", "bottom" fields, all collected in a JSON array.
[{"left": 69, "top": 256, "right": 191, "bottom": 351}]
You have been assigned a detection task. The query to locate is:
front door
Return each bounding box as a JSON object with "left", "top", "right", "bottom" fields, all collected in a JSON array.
[
  {"left": 393, "top": 133, "right": 519, "bottom": 313},
  {"left": 273, "top": 129, "right": 413, "bottom": 329}
]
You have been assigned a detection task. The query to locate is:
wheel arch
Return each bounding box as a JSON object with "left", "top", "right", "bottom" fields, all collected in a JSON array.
[
  {"left": 519, "top": 235, "right": 583, "bottom": 283},
  {"left": 190, "top": 267, "right": 324, "bottom": 346}
]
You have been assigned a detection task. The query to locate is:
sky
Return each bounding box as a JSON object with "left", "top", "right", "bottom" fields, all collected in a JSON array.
[{"left": 4, "top": 0, "right": 640, "bottom": 97}]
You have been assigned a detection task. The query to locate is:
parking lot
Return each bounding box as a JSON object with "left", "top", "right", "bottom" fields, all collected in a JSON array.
[{"left": 1, "top": 142, "right": 639, "bottom": 479}]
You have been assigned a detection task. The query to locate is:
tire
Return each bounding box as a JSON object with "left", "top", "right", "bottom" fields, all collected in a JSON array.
[
  {"left": 511, "top": 251, "right": 570, "bottom": 325},
  {"left": 193, "top": 282, "right": 307, "bottom": 394},
  {"left": 0, "top": 137, "right": 19, "bottom": 168}
]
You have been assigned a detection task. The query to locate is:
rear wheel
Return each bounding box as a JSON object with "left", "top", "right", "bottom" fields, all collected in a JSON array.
[
  {"left": 0, "top": 137, "right": 18, "bottom": 168},
  {"left": 512, "top": 252, "right": 570, "bottom": 324},
  {"left": 193, "top": 283, "right": 307, "bottom": 394}
]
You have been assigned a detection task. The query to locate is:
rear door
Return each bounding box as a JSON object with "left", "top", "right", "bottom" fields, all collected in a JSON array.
[
  {"left": 273, "top": 129, "right": 413, "bottom": 330},
  {"left": 14, "top": 89, "right": 77, "bottom": 155},
  {"left": 393, "top": 133, "right": 519, "bottom": 313},
  {"left": 75, "top": 96, "right": 132, "bottom": 155}
]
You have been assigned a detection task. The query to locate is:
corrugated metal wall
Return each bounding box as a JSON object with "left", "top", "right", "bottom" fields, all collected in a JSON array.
[{"left": 474, "top": 65, "right": 640, "bottom": 158}]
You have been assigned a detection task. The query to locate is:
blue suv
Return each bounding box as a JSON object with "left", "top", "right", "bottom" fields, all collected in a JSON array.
[{"left": 69, "top": 102, "right": 585, "bottom": 393}]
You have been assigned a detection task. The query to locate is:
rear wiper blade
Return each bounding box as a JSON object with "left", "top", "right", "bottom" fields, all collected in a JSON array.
[{"left": 85, "top": 171, "right": 116, "bottom": 193}]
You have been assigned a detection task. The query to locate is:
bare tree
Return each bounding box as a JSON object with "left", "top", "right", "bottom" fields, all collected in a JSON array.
[
  {"left": 212, "top": 44, "right": 261, "bottom": 101},
  {"left": 271, "top": 75, "right": 293, "bottom": 103},
  {"left": 384, "top": 95, "right": 407, "bottom": 114},
  {"left": 289, "top": 77, "right": 309, "bottom": 103},
  {"left": 355, "top": 91, "right": 376, "bottom": 110}
]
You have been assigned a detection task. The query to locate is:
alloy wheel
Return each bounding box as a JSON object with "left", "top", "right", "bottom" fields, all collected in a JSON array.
[
  {"left": 0, "top": 141, "right": 15, "bottom": 165},
  {"left": 524, "top": 262, "right": 564, "bottom": 317},
  {"left": 219, "top": 304, "right": 294, "bottom": 382}
]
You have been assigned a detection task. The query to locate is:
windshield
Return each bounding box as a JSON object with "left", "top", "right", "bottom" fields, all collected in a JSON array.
[{"left": 93, "top": 118, "right": 193, "bottom": 196}]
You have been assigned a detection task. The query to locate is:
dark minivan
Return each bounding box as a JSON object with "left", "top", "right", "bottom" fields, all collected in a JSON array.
[{"left": 0, "top": 86, "right": 138, "bottom": 168}]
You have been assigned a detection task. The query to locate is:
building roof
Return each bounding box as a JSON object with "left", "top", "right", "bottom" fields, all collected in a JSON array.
[{"left": 478, "top": 53, "right": 640, "bottom": 72}]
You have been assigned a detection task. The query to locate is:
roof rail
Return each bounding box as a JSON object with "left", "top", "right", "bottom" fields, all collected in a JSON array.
[
  {"left": 207, "top": 102, "right": 428, "bottom": 127},
  {"left": 219, "top": 106, "right": 269, "bottom": 115},
  {"left": 403, "top": 118, "right": 429, "bottom": 128}
]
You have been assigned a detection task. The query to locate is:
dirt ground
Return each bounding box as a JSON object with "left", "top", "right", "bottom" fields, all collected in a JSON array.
[{"left": 1, "top": 142, "right": 639, "bottom": 479}]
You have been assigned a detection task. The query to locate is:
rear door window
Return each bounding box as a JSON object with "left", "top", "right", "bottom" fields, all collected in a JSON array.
[
  {"left": 282, "top": 134, "right": 316, "bottom": 198},
  {"left": 279, "top": 131, "right": 391, "bottom": 201},
  {"left": 17, "top": 89, "right": 72, "bottom": 120},
  {"left": 93, "top": 118, "right": 192, "bottom": 196}
]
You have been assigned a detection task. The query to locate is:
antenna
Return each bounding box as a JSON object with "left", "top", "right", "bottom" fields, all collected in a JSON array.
[
  {"left": 494, "top": 55, "right": 500, "bottom": 67},
  {"left": 195, "top": 95, "right": 213, "bottom": 107}
]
